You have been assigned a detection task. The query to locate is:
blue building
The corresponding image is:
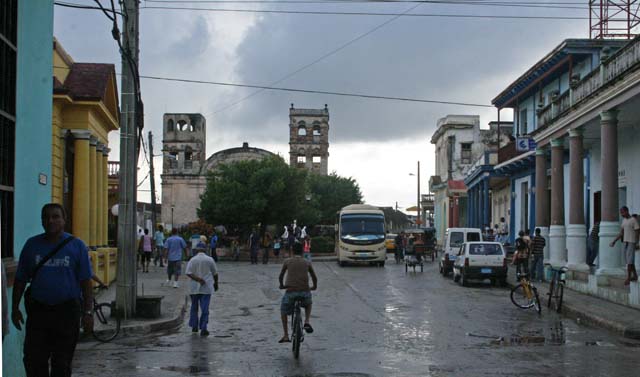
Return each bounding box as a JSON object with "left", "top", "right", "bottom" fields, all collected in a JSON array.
[{"left": 1, "top": 2, "right": 55, "bottom": 376}]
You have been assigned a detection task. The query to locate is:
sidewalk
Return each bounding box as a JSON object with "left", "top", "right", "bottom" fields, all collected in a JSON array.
[
  {"left": 87, "top": 264, "right": 188, "bottom": 340},
  {"left": 507, "top": 268, "right": 640, "bottom": 340}
]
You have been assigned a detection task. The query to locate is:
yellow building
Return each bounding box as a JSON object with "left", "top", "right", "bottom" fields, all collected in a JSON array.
[{"left": 51, "top": 39, "right": 119, "bottom": 252}]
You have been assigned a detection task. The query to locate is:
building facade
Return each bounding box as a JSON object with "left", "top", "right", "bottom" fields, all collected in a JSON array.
[
  {"left": 161, "top": 114, "right": 275, "bottom": 228},
  {"left": 429, "top": 115, "right": 492, "bottom": 245},
  {"left": 1, "top": 2, "right": 55, "bottom": 376},
  {"left": 288, "top": 104, "right": 330, "bottom": 175},
  {"left": 51, "top": 39, "right": 118, "bottom": 250},
  {"left": 490, "top": 37, "right": 640, "bottom": 308}
]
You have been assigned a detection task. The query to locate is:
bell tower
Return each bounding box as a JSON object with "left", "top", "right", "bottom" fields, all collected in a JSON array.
[{"left": 288, "top": 104, "right": 330, "bottom": 175}]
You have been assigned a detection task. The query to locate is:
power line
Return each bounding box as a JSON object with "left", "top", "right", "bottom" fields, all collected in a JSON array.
[
  {"left": 139, "top": 73, "right": 494, "bottom": 107},
  {"left": 54, "top": 1, "right": 124, "bottom": 15},
  {"left": 145, "top": 0, "right": 589, "bottom": 10},
  {"left": 141, "top": 5, "right": 589, "bottom": 19}
]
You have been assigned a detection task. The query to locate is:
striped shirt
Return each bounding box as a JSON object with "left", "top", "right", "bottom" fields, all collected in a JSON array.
[{"left": 531, "top": 235, "right": 546, "bottom": 255}]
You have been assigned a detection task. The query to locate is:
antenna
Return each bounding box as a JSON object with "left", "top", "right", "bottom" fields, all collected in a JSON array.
[{"left": 590, "top": 0, "right": 640, "bottom": 39}]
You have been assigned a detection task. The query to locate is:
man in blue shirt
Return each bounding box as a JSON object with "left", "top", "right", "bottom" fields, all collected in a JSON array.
[
  {"left": 164, "top": 228, "right": 188, "bottom": 288},
  {"left": 209, "top": 233, "right": 219, "bottom": 262},
  {"left": 12, "top": 203, "right": 93, "bottom": 377}
]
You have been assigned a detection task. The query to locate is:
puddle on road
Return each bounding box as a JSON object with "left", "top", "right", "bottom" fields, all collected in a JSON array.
[{"left": 160, "top": 365, "right": 210, "bottom": 374}]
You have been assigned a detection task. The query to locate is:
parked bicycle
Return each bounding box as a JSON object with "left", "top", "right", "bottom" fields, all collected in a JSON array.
[
  {"left": 510, "top": 272, "right": 541, "bottom": 314},
  {"left": 290, "top": 297, "right": 305, "bottom": 359},
  {"left": 92, "top": 286, "right": 121, "bottom": 342},
  {"left": 547, "top": 267, "right": 568, "bottom": 313}
]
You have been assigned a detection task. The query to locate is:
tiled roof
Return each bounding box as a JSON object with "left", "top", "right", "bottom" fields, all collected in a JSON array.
[{"left": 53, "top": 63, "right": 116, "bottom": 103}]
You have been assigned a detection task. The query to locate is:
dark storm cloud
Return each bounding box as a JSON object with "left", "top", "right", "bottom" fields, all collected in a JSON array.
[{"left": 214, "top": 5, "right": 584, "bottom": 143}]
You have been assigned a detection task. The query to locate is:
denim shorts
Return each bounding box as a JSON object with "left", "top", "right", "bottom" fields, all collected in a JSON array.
[
  {"left": 623, "top": 242, "right": 636, "bottom": 265},
  {"left": 280, "top": 291, "right": 312, "bottom": 315},
  {"left": 168, "top": 260, "right": 182, "bottom": 276}
]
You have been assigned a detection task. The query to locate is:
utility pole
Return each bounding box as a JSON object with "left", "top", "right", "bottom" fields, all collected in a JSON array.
[
  {"left": 417, "top": 161, "right": 421, "bottom": 228},
  {"left": 116, "top": 0, "right": 140, "bottom": 318},
  {"left": 149, "top": 131, "right": 157, "bottom": 233}
]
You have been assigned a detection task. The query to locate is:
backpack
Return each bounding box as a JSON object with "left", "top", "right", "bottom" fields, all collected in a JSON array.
[{"left": 515, "top": 237, "right": 527, "bottom": 251}]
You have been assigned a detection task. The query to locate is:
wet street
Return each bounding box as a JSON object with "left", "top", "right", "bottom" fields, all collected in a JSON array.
[{"left": 75, "top": 260, "right": 640, "bottom": 376}]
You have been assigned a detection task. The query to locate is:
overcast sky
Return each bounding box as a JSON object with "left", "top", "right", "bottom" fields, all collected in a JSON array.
[{"left": 54, "top": 0, "right": 586, "bottom": 212}]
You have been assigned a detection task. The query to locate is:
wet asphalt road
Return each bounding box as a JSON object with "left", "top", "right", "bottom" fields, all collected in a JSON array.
[{"left": 74, "top": 260, "right": 640, "bottom": 376}]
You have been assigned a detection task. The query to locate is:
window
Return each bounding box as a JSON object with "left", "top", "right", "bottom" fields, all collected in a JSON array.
[
  {"left": 519, "top": 108, "right": 528, "bottom": 135},
  {"left": 460, "top": 143, "right": 472, "bottom": 164},
  {"left": 466, "top": 232, "right": 481, "bottom": 242},
  {"left": 1, "top": 0, "right": 17, "bottom": 258},
  {"left": 313, "top": 125, "right": 321, "bottom": 136},
  {"left": 177, "top": 120, "right": 193, "bottom": 132},
  {"left": 184, "top": 147, "right": 193, "bottom": 169},
  {"left": 298, "top": 126, "right": 307, "bottom": 136},
  {"left": 167, "top": 119, "right": 174, "bottom": 132},
  {"left": 297, "top": 155, "right": 306, "bottom": 163},
  {"left": 450, "top": 232, "right": 464, "bottom": 247},
  {"left": 312, "top": 155, "right": 321, "bottom": 164},
  {"left": 469, "top": 244, "right": 502, "bottom": 256}
]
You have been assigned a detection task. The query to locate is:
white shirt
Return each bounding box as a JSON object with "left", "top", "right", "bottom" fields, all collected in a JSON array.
[
  {"left": 185, "top": 252, "right": 218, "bottom": 295},
  {"left": 621, "top": 216, "right": 640, "bottom": 243}
]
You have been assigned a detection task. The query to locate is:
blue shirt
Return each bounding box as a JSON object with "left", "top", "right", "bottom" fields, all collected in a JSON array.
[
  {"left": 16, "top": 233, "right": 92, "bottom": 305},
  {"left": 210, "top": 235, "right": 218, "bottom": 249},
  {"left": 164, "top": 235, "right": 187, "bottom": 262},
  {"left": 154, "top": 231, "right": 165, "bottom": 246}
]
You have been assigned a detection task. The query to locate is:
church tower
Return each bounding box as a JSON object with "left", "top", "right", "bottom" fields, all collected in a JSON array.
[
  {"left": 288, "top": 104, "right": 330, "bottom": 175},
  {"left": 161, "top": 113, "right": 206, "bottom": 229}
]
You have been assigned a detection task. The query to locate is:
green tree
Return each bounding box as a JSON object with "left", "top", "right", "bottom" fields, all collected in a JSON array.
[
  {"left": 198, "top": 156, "right": 307, "bottom": 235},
  {"left": 307, "top": 172, "right": 363, "bottom": 225}
]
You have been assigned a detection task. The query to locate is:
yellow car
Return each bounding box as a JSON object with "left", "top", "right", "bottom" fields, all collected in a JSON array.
[{"left": 385, "top": 233, "right": 397, "bottom": 252}]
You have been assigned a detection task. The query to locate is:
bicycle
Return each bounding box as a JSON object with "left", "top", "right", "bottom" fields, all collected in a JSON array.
[
  {"left": 510, "top": 272, "right": 541, "bottom": 314},
  {"left": 547, "top": 267, "right": 568, "bottom": 313},
  {"left": 290, "top": 297, "right": 305, "bottom": 359},
  {"left": 92, "top": 286, "right": 121, "bottom": 342}
]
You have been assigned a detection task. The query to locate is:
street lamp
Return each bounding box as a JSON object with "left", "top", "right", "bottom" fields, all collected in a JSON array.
[{"left": 409, "top": 161, "right": 421, "bottom": 228}]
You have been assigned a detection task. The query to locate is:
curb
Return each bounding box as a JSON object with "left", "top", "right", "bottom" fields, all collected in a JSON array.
[
  {"left": 507, "top": 278, "right": 640, "bottom": 340},
  {"left": 119, "top": 294, "right": 188, "bottom": 337}
]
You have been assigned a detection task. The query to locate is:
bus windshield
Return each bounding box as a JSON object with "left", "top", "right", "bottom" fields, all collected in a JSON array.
[{"left": 341, "top": 214, "right": 385, "bottom": 236}]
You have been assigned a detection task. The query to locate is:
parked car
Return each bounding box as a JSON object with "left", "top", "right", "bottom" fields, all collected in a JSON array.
[
  {"left": 439, "top": 227, "right": 482, "bottom": 276},
  {"left": 452, "top": 242, "right": 508, "bottom": 287},
  {"left": 385, "top": 233, "right": 397, "bottom": 253}
]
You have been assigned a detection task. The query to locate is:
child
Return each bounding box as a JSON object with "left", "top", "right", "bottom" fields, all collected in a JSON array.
[
  {"left": 303, "top": 236, "right": 312, "bottom": 262},
  {"left": 273, "top": 237, "right": 282, "bottom": 261}
]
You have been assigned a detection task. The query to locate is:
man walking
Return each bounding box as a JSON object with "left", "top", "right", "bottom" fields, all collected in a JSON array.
[
  {"left": 587, "top": 221, "right": 600, "bottom": 266},
  {"left": 610, "top": 206, "right": 640, "bottom": 285},
  {"left": 11, "top": 203, "right": 93, "bottom": 377},
  {"left": 154, "top": 225, "right": 165, "bottom": 267},
  {"left": 209, "top": 232, "right": 219, "bottom": 262},
  {"left": 513, "top": 230, "right": 529, "bottom": 275},
  {"left": 530, "top": 228, "right": 546, "bottom": 282},
  {"left": 186, "top": 242, "right": 219, "bottom": 336},
  {"left": 249, "top": 229, "right": 260, "bottom": 265},
  {"left": 278, "top": 242, "right": 318, "bottom": 343},
  {"left": 164, "top": 228, "right": 188, "bottom": 288}
]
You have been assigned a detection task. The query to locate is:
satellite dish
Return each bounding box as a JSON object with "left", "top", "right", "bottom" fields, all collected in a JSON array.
[{"left": 111, "top": 204, "right": 119, "bottom": 216}]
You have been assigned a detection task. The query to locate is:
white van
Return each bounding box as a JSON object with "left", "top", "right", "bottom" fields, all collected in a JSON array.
[{"left": 438, "top": 228, "right": 483, "bottom": 276}]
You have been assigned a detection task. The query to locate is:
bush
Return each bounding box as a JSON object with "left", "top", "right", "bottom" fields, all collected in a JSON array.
[{"left": 311, "top": 236, "right": 335, "bottom": 254}]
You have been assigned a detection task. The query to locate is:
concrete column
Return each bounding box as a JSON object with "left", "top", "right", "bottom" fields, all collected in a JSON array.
[
  {"left": 534, "top": 147, "right": 551, "bottom": 265},
  {"left": 597, "top": 109, "right": 625, "bottom": 277},
  {"left": 96, "top": 143, "right": 104, "bottom": 247},
  {"left": 71, "top": 130, "right": 91, "bottom": 245},
  {"left": 549, "top": 138, "right": 567, "bottom": 268},
  {"left": 89, "top": 137, "right": 98, "bottom": 248},
  {"left": 483, "top": 179, "right": 490, "bottom": 230},
  {"left": 566, "top": 129, "right": 589, "bottom": 272},
  {"left": 103, "top": 147, "right": 110, "bottom": 246}
]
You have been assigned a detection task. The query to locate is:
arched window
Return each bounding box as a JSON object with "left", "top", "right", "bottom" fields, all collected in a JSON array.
[
  {"left": 312, "top": 155, "right": 322, "bottom": 164},
  {"left": 184, "top": 146, "right": 193, "bottom": 169},
  {"left": 312, "top": 124, "right": 321, "bottom": 136},
  {"left": 177, "top": 120, "right": 194, "bottom": 132},
  {"left": 297, "top": 121, "right": 307, "bottom": 136},
  {"left": 167, "top": 119, "right": 175, "bottom": 132}
]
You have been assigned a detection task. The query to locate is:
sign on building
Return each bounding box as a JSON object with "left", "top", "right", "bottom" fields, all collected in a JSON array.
[{"left": 516, "top": 137, "right": 536, "bottom": 152}]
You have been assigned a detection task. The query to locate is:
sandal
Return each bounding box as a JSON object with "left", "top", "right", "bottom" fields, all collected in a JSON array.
[
  {"left": 303, "top": 323, "right": 314, "bottom": 334},
  {"left": 278, "top": 336, "right": 291, "bottom": 343}
]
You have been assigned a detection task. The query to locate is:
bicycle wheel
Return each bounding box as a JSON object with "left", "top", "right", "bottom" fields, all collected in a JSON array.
[
  {"left": 533, "top": 287, "right": 542, "bottom": 314},
  {"left": 554, "top": 283, "right": 564, "bottom": 313},
  {"left": 547, "top": 275, "right": 556, "bottom": 309},
  {"left": 292, "top": 311, "right": 301, "bottom": 359},
  {"left": 92, "top": 303, "right": 121, "bottom": 342},
  {"left": 510, "top": 283, "right": 536, "bottom": 309}
]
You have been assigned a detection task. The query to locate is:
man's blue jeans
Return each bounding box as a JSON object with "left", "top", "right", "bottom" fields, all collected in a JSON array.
[
  {"left": 530, "top": 255, "right": 544, "bottom": 281},
  {"left": 189, "top": 294, "right": 211, "bottom": 331}
]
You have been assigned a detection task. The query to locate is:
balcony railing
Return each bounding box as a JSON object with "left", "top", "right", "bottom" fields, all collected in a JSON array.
[
  {"left": 537, "top": 36, "right": 640, "bottom": 129},
  {"left": 108, "top": 161, "right": 120, "bottom": 178}
]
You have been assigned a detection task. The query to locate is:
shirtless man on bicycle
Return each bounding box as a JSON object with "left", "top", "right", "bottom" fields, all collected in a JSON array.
[{"left": 278, "top": 242, "right": 318, "bottom": 343}]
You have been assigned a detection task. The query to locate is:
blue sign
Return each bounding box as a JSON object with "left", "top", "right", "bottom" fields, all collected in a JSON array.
[{"left": 516, "top": 137, "right": 536, "bottom": 152}]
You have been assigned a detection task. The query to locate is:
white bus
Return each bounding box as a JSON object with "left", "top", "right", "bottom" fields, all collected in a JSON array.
[{"left": 336, "top": 204, "right": 386, "bottom": 267}]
